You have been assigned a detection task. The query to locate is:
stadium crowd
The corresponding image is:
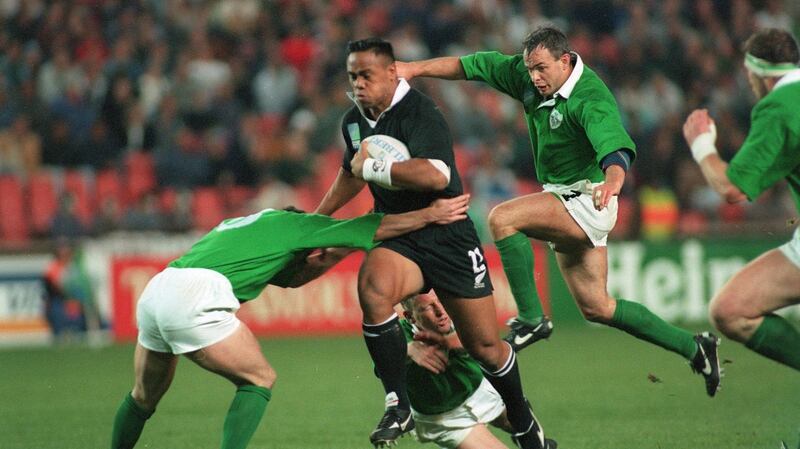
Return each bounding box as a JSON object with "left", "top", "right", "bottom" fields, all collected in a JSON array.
[{"left": 0, "top": 0, "right": 798, "bottom": 245}]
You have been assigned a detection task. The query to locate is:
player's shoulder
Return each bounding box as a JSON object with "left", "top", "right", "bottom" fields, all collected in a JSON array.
[
  {"left": 342, "top": 105, "right": 362, "bottom": 123},
  {"left": 762, "top": 80, "right": 800, "bottom": 109},
  {"left": 573, "top": 65, "right": 614, "bottom": 97},
  {"left": 399, "top": 88, "right": 445, "bottom": 119}
]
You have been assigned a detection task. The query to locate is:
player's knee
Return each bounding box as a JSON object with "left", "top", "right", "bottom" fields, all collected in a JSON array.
[
  {"left": 465, "top": 339, "right": 505, "bottom": 370},
  {"left": 358, "top": 276, "right": 397, "bottom": 312},
  {"left": 487, "top": 204, "right": 514, "bottom": 238},
  {"left": 241, "top": 364, "right": 277, "bottom": 389},
  {"left": 130, "top": 386, "right": 159, "bottom": 412},
  {"left": 708, "top": 294, "right": 747, "bottom": 341}
]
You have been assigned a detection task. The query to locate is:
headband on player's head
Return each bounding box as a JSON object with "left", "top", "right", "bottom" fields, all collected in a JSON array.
[{"left": 744, "top": 52, "right": 798, "bottom": 77}]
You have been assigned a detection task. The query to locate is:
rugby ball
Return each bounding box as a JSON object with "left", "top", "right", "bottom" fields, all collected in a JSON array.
[
  {"left": 363, "top": 134, "right": 411, "bottom": 162},
  {"left": 361, "top": 134, "right": 410, "bottom": 190}
]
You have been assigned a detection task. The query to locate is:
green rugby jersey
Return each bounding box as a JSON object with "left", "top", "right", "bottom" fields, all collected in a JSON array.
[
  {"left": 460, "top": 51, "right": 636, "bottom": 184},
  {"left": 169, "top": 209, "right": 382, "bottom": 301},
  {"left": 400, "top": 320, "right": 484, "bottom": 415},
  {"left": 727, "top": 70, "right": 800, "bottom": 212}
]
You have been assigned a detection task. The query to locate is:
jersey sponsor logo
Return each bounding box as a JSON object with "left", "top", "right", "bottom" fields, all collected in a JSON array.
[
  {"left": 549, "top": 109, "right": 563, "bottom": 129},
  {"left": 468, "top": 247, "right": 487, "bottom": 289},
  {"left": 347, "top": 123, "right": 361, "bottom": 150}
]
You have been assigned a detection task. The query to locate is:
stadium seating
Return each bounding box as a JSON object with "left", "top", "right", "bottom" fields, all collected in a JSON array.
[
  {"left": 191, "top": 187, "right": 226, "bottom": 231},
  {"left": 0, "top": 176, "right": 29, "bottom": 243},
  {"left": 28, "top": 171, "right": 58, "bottom": 236}
]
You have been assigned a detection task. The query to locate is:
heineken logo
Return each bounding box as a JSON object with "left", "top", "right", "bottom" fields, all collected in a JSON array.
[{"left": 549, "top": 109, "right": 563, "bottom": 129}]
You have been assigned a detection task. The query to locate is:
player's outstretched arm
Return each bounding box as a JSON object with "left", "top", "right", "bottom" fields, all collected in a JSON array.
[
  {"left": 315, "top": 167, "right": 366, "bottom": 216},
  {"left": 683, "top": 109, "right": 747, "bottom": 204},
  {"left": 373, "top": 194, "right": 470, "bottom": 241},
  {"left": 396, "top": 57, "right": 466, "bottom": 81}
]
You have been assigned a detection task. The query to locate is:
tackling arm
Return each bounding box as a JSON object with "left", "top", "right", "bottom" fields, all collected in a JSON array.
[
  {"left": 373, "top": 194, "right": 469, "bottom": 240},
  {"left": 396, "top": 57, "right": 466, "bottom": 81}
]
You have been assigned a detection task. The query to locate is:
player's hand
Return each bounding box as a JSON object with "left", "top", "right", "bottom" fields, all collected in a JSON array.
[
  {"left": 408, "top": 340, "right": 449, "bottom": 374},
  {"left": 682, "top": 109, "right": 716, "bottom": 148},
  {"left": 428, "top": 194, "right": 470, "bottom": 224},
  {"left": 349, "top": 142, "right": 370, "bottom": 179},
  {"left": 592, "top": 172, "right": 623, "bottom": 211},
  {"left": 395, "top": 61, "right": 416, "bottom": 81}
]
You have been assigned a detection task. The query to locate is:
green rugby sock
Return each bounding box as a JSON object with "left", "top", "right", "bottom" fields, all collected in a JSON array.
[
  {"left": 611, "top": 299, "right": 698, "bottom": 360},
  {"left": 495, "top": 232, "right": 544, "bottom": 322},
  {"left": 221, "top": 385, "right": 272, "bottom": 449},
  {"left": 745, "top": 314, "right": 800, "bottom": 370},
  {"left": 111, "top": 392, "right": 153, "bottom": 449}
]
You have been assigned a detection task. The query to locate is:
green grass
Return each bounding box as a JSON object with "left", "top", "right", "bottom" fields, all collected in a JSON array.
[{"left": 0, "top": 325, "right": 798, "bottom": 449}]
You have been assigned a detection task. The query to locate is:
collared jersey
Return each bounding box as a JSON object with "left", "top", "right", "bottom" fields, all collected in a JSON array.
[
  {"left": 460, "top": 51, "right": 636, "bottom": 184},
  {"left": 400, "top": 320, "right": 484, "bottom": 415},
  {"left": 169, "top": 209, "right": 382, "bottom": 301},
  {"left": 727, "top": 69, "right": 800, "bottom": 212},
  {"left": 341, "top": 82, "right": 463, "bottom": 214}
]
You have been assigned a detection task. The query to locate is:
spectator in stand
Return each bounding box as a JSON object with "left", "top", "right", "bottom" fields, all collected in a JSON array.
[{"left": 0, "top": 114, "right": 41, "bottom": 177}]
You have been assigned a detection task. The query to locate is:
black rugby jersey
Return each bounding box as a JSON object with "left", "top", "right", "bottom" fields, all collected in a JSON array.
[{"left": 341, "top": 83, "right": 464, "bottom": 214}]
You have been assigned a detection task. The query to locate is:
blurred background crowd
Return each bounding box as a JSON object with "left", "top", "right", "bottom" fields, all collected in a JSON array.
[{"left": 0, "top": 0, "right": 799, "bottom": 248}]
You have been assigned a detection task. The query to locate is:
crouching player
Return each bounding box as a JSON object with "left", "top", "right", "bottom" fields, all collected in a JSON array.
[
  {"left": 401, "top": 291, "right": 553, "bottom": 449},
  {"left": 110, "top": 196, "right": 470, "bottom": 449}
]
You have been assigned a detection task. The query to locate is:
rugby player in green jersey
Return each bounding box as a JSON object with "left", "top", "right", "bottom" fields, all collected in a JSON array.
[
  {"left": 683, "top": 28, "right": 800, "bottom": 372},
  {"left": 109, "top": 199, "right": 471, "bottom": 449},
  {"left": 317, "top": 38, "right": 555, "bottom": 449},
  {"left": 401, "top": 290, "right": 519, "bottom": 449},
  {"left": 398, "top": 27, "right": 721, "bottom": 396}
]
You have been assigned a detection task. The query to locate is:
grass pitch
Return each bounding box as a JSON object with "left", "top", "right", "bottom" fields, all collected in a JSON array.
[{"left": 0, "top": 324, "right": 797, "bottom": 449}]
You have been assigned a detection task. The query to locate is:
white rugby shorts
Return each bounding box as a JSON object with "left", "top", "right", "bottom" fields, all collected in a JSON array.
[
  {"left": 412, "top": 378, "right": 506, "bottom": 449},
  {"left": 136, "top": 267, "right": 241, "bottom": 354},
  {"left": 779, "top": 227, "right": 800, "bottom": 269},
  {"left": 543, "top": 179, "right": 618, "bottom": 247}
]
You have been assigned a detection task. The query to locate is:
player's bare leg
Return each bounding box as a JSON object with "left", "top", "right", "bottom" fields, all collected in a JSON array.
[
  {"left": 457, "top": 424, "right": 510, "bottom": 449},
  {"left": 185, "top": 324, "right": 274, "bottom": 449},
  {"left": 358, "top": 247, "right": 425, "bottom": 446},
  {"left": 441, "top": 293, "right": 554, "bottom": 449},
  {"left": 111, "top": 345, "right": 177, "bottom": 449},
  {"left": 709, "top": 249, "right": 800, "bottom": 370},
  {"left": 489, "top": 192, "right": 588, "bottom": 351},
  {"left": 555, "top": 245, "right": 721, "bottom": 396}
]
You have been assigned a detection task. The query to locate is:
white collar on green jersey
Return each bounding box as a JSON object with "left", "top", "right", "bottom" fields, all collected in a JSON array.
[
  {"left": 537, "top": 52, "right": 584, "bottom": 108},
  {"left": 347, "top": 78, "right": 412, "bottom": 128},
  {"left": 554, "top": 52, "right": 584, "bottom": 99},
  {"left": 774, "top": 68, "right": 800, "bottom": 91}
]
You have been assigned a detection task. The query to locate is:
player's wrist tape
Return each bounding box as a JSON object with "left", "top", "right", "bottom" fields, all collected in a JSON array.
[
  {"left": 690, "top": 132, "right": 718, "bottom": 163},
  {"left": 362, "top": 157, "right": 394, "bottom": 186}
]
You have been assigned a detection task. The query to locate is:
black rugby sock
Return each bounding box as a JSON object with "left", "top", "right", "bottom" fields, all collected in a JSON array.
[
  {"left": 363, "top": 314, "right": 410, "bottom": 410},
  {"left": 480, "top": 347, "right": 535, "bottom": 433}
]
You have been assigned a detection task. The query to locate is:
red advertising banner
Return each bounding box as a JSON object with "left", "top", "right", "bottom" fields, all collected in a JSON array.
[{"left": 111, "top": 247, "right": 550, "bottom": 341}]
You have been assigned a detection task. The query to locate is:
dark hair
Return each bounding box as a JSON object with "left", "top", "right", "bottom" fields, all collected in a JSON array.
[
  {"left": 347, "top": 38, "right": 395, "bottom": 62},
  {"left": 744, "top": 28, "right": 800, "bottom": 64},
  {"left": 282, "top": 205, "right": 306, "bottom": 214},
  {"left": 523, "top": 26, "right": 571, "bottom": 59}
]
